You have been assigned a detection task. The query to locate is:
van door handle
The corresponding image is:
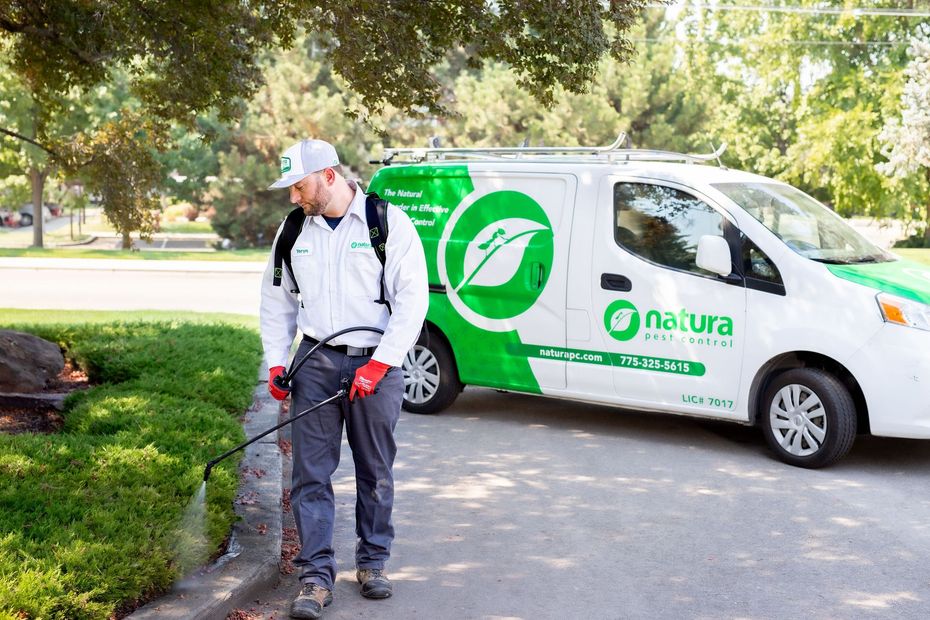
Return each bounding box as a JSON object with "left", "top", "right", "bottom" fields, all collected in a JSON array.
[
  {"left": 601, "top": 273, "right": 632, "bottom": 292},
  {"left": 531, "top": 262, "right": 546, "bottom": 290}
]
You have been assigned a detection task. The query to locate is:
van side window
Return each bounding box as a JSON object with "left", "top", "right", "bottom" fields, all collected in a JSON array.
[
  {"left": 614, "top": 182, "right": 725, "bottom": 276},
  {"left": 742, "top": 238, "right": 782, "bottom": 284}
]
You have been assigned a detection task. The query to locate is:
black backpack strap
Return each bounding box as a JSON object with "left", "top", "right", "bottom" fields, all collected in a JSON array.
[
  {"left": 365, "top": 193, "right": 392, "bottom": 314},
  {"left": 273, "top": 207, "right": 306, "bottom": 295}
]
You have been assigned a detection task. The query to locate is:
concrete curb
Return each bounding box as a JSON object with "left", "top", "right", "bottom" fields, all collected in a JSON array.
[{"left": 128, "top": 383, "right": 283, "bottom": 620}]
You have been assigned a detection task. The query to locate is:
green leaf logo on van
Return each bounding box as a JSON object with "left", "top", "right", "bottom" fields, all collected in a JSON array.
[
  {"left": 444, "top": 191, "right": 553, "bottom": 320},
  {"left": 604, "top": 300, "right": 641, "bottom": 341}
]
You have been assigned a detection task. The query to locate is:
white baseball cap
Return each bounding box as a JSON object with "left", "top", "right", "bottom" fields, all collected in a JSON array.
[{"left": 268, "top": 139, "right": 340, "bottom": 189}]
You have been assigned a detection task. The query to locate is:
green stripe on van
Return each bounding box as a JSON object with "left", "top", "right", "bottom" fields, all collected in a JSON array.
[{"left": 827, "top": 259, "right": 930, "bottom": 306}]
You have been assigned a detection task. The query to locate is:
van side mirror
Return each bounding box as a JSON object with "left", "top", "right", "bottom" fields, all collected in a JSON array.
[{"left": 696, "top": 235, "right": 732, "bottom": 277}]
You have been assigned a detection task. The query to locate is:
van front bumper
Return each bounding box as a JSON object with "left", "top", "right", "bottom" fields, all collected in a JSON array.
[{"left": 846, "top": 324, "right": 930, "bottom": 438}]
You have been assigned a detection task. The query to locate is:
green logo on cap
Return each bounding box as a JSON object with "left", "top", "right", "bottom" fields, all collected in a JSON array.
[{"left": 280, "top": 157, "right": 291, "bottom": 173}]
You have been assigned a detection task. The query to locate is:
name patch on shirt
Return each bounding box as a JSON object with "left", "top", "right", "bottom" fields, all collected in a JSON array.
[{"left": 294, "top": 247, "right": 311, "bottom": 256}]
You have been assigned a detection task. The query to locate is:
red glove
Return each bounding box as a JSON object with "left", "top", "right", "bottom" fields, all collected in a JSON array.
[
  {"left": 350, "top": 360, "right": 391, "bottom": 401},
  {"left": 268, "top": 366, "right": 290, "bottom": 401}
]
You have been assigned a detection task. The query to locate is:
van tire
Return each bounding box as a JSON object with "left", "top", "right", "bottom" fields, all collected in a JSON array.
[
  {"left": 401, "top": 330, "right": 462, "bottom": 415},
  {"left": 761, "top": 368, "right": 857, "bottom": 468},
  {"left": 20, "top": 213, "right": 32, "bottom": 227}
]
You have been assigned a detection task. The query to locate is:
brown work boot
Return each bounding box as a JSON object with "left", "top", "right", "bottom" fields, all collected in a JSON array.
[
  {"left": 290, "top": 582, "right": 333, "bottom": 619},
  {"left": 356, "top": 568, "right": 393, "bottom": 599}
]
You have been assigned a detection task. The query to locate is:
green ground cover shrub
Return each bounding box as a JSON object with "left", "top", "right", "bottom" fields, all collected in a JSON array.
[{"left": 0, "top": 318, "right": 261, "bottom": 619}]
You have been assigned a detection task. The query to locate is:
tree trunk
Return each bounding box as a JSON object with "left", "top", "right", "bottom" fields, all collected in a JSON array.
[
  {"left": 122, "top": 230, "right": 132, "bottom": 250},
  {"left": 29, "top": 167, "right": 46, "bottom": 248}
]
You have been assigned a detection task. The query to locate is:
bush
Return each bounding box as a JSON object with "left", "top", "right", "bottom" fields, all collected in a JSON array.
[
  {"left": 893, "top": 227, "right": 930, "bottom": 248},
  {"left": 0, "top": 320, "right": 261, "bottom": 619},
  {"left": 209, "top": 150, "right": 286, "bottom": 248}
]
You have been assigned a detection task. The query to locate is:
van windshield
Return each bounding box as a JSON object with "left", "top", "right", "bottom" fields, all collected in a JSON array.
[{"left": 712, "top": 182, "right": 893, "bottom": 264}]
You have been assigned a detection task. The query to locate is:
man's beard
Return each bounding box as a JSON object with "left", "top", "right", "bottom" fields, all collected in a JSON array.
[{"left": 301, "top": 184, "right": 332, "bottom": 217}]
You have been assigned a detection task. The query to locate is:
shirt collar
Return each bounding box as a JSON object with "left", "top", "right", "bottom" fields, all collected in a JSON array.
[{"left": 345, "top": 181, "right": 367, "bottom": 223}]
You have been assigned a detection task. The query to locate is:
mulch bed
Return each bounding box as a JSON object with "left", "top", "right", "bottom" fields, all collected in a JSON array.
[{"left": 0, "top": 361, "right": 90, "bottom": 435}]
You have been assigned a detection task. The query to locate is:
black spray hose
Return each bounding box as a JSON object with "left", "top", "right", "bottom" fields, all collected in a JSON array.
[
  {"left": 203, "top": 388, "right": 346, "bottom": 482},
  {"left": 271, "top": 325, "right": 386, "bottom": 395},
  {"left": 203, "top": 326, "right": 385, "bottom": 482}
]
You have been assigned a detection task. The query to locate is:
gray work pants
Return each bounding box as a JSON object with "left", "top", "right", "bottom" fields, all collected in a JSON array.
[{"left": 289, "top": 339, "right": 403, "bottom": 590}]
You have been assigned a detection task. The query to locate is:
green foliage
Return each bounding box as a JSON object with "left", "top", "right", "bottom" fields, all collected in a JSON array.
[
  {"left": 0, "top": 320, "right": 262, "bottom": 618},
  {"left": 0, "top": 173, "right": 28, "bottom": 210},
  {"left": 210, "top": 150, "right": 283, "bottom": 247},
  {"left": 1, "top": 1, "right": 653, "bottom": 247},
  {"left": 0, "top": 308, "right": 258, "bottom": 329},
  {"left": 209, "top": 39, "right": 383, "bottom": 246},
  {"left": 0, "top": 1, "right": 286, "bottom": 123},
  {"left": 676, "top": 1, "right": 928, "bottom": 221},
  {"left": 297, "top": 1, "right": 652, "bottom": 117},
  {"left": 63, "top": 112, "right": 167, "bottom": 249}
]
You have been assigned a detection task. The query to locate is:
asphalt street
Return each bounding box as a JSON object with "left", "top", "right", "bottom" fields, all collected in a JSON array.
[
  {"left": 0, "top": 257, "right": 263, "bottom": 315},
  {"left": 241, "top": 387, "right": 930, "bottom": 620}
]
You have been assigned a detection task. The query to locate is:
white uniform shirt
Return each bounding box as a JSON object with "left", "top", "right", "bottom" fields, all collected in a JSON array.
[{"left": 260, "top": 184, "right": 429, "bottom": 369}]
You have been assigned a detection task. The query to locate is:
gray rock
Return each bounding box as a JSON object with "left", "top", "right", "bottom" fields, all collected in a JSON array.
[{"left": 0, "top": 330, "right": 65, "bottom": 393}]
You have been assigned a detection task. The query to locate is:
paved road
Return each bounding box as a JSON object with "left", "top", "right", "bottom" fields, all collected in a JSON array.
[
  {"left": 0, "top": 257, "right": 263, "bottom": 315},
  {"left": 239, "top": 388, "right": 930, "bottom": 620}
]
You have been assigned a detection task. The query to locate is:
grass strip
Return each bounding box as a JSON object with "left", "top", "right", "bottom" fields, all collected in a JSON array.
[
  {"left": 0, "top": 316, "right": 262, "bottom": 619},
  {"left": 0, "top": 247, "right": 268, "bottom": 262},
  {"left": 0, "top": 309, "right": 257, "bottom": 330},
  {"left": 158, "top": 221, "right": 215, "bottom": 234},
  {"left": 894, "top": 248, "right": 930, "bottom": 266}
]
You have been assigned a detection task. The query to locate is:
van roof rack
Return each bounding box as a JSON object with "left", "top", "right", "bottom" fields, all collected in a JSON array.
[{"left": 375, "top": 132, "right": 727, "bottom": 166}]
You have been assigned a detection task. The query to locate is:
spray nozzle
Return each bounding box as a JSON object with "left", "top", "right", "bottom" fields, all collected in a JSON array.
[{"left": 203, "top": 460, "right": 216, "bottom": 483}]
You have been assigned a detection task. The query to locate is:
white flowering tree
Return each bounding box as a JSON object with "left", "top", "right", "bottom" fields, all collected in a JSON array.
[{"left": 878, "top": 38, "right": 930, "bottom": 243}]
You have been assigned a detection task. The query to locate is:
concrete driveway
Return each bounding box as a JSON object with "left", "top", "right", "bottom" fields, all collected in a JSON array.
[{"left": 245, "top": 387, "right": 930, "bottom": 620}]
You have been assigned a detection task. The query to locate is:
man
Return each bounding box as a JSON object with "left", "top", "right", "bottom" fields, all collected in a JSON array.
[{"left": 260, "top": 139, "right": 428, "bottom": 619}]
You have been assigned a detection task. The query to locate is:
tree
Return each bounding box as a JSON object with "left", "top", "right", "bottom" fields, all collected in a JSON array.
[
  {"left": 676, "top": 0, "right": 927, "bottom": 220},
  {"left": 878, "top": 37, "right": 930, "bottom": 242},
  {"left": 208, "top": 14, "right": 716, "bottom": 247},
  {"left": 1, "top": 1, "right": 653, "bottom": 247}
]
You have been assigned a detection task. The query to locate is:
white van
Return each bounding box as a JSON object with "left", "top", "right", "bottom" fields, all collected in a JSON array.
[{"left": 367, "top": 135, "right": 930, "bottom": 468}]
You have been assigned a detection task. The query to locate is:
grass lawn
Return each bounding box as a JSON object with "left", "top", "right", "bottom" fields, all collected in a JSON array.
[
  {"left": 0, "top": 310, "right": 262, "bottom": 619},
  {"left": 0, "top": 308, "right": 258, "bottom": 330},
  {"left": 0, "top": 247, "right": 268, "bottom": 262},
  {"left": 893, "top": 248, "right": 930, "bottom": 266},
  {"left": 158, "top": 220, "right": 215, "bottom": 234}
]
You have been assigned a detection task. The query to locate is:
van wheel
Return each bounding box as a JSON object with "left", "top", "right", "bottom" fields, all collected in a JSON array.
[
  {"left": 20, "top": 213, "right": 32, "bottom": 227},
  {"left": 401, "top": 331, "right": 462, "bottom": 414},
  {"left": 761, "top": 368, "right": 857, "bottom": 468}
]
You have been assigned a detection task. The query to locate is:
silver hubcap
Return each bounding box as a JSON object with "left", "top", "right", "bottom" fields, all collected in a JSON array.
[
  {"left": 402, "top": 346, "right": 440, "bottom": 404},
  {"left": 769, "top": 384, "right": 827, "bottom": 456}
]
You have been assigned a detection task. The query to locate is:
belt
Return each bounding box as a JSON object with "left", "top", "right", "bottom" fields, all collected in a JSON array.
[{"left": 302, "top": 334, "right": 376, "bottom": 357}]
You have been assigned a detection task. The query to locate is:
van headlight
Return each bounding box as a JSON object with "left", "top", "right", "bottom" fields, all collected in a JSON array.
[{"left": 877, "top": 293, "right": 930, "bottom": 331}]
